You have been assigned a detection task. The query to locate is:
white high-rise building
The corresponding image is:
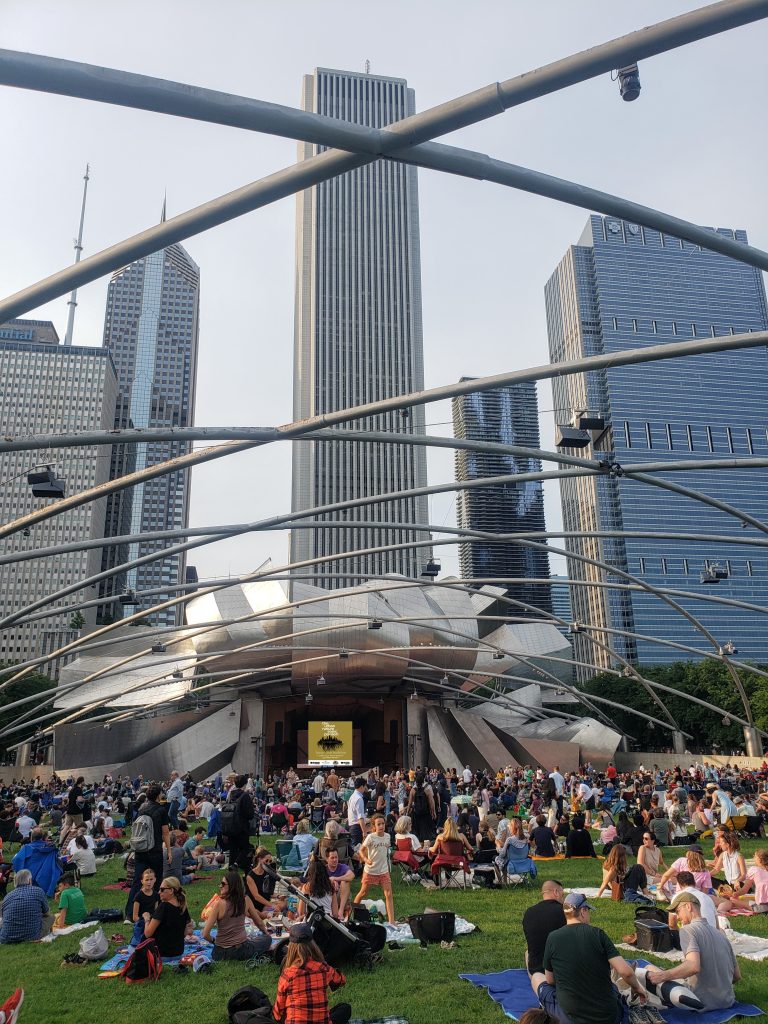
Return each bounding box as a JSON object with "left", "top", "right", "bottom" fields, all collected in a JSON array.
[
  {"left": 0, "top": 319, "right": 118, "bottom": 667},
  {"left": 100, "top": 242, "right": 200, "bottom": 626},
  {"left": 291, "top": 68, "right": 430, "bottom": 588}
]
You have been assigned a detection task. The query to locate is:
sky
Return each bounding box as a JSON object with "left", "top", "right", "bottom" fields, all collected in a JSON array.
[{"left": 2, "top": 0, "right": 767, "bottom": 587}]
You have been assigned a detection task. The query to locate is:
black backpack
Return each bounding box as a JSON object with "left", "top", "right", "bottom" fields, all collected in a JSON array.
[
  {"left": 120, "top": 938, "right": 162, "bottom": 984},
  {"left": 221, "top": 792, "right": 246, "bottom": 837},
  {"left": 227, "top": 986, "right": 272, "bottom": 1024},
  {"left": 412, "top": 786, "right": 428, "bottom": 815}
]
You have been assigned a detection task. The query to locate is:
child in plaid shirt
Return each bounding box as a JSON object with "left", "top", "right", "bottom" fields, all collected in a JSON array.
[{"left": 272, "top": 922, "right": 351, "bottom": 1024}]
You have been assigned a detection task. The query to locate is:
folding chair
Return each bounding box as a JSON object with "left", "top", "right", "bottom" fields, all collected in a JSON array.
[
  {"left": 393, "top": 838, "right": 425, "bottom": 885},
  {"left": 471, "top": 847, "right": 498, "bottom": 888},
  {"left": 432, "top": 853, "right": 471, "bottom": 889},
  {"left": 498, "top": 854, "right": 538, "bottom": 888},
  {"left": 310, "top": 806, "right": 325, "bottom": 832},
  {"left": 275, "top": 839, "right": 305, "bottom": 877}
]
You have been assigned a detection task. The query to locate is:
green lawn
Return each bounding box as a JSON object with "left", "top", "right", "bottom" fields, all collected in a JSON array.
[{"left": 3, "top": 833, "right": 768, "bottom": 1024}]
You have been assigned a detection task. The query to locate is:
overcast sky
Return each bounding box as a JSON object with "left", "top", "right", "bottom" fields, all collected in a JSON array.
[{"left": 2, "top": 1, "right": 766, "bottom": 586}]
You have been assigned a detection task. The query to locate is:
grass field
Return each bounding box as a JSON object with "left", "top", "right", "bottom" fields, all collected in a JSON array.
[{"left": 3, "top": 833, "right": 768, "bottom": 1024}]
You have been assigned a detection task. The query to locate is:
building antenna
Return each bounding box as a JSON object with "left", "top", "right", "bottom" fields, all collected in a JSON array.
[
  {"left": 63, "top": 163, "right": 90, "bottom": 346},
  {"left": 364, "top": 59, "right": 370, "bottom": 74}
]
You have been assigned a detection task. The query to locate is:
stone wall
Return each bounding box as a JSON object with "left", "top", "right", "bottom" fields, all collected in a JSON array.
[{"left": 615, "top": 751, "right": 766, "bottom": 772}]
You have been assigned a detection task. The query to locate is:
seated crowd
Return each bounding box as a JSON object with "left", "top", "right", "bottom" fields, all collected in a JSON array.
[{"left": 0, "top": 758, "right": 767, "bottom": 1024}]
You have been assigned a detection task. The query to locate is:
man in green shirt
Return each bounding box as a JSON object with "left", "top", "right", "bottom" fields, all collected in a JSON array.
[
  {"left": 531, "top": 892, "right": 646, "bottom": 1024},
  {"left": 54, "top": 874, "right": 87, "bottom": 928}
]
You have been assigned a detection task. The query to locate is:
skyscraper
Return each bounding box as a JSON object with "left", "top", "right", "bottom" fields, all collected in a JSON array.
[
  {"left": 0, "top": 319, "right": 118, "bottom": 666},
  {"left": 545, "top": 215, "right": 768, "bottom": 679},
  {"left": 100, "top": 241, "right": 200, "bottom": 626},
  {"left": 452, "top": 380, "right": 552, "bottom": 616},
  {"left": 291, "top": 68, "right": 430, "bottom": 588}
]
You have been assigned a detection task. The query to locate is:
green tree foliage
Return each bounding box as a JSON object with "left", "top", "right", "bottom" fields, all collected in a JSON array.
[
  {"left": 0, "top": 667, "right": 56, "bottom": 757},
  {"left": 69, "top": 611, "right": 85, "bottom": 631},
  {"left": 578, "top": 659, "right": 768, "bottom": 752}
]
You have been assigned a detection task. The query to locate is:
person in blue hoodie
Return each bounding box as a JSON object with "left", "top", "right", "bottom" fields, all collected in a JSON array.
[{"left": 11, "top": 828, "right": 63, "bottom": 898}]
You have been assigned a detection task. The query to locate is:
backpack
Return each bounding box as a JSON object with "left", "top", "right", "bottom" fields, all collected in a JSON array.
[
  {"left": 227, "top": 986, "right": 272, "bottom": 1024},
  {"left": 129, "top": 813, "right": 155, "bottom": 853},
  {"left": 221, "top": 794, "right": 245, "bottom": 838},
  {"left": 412, "top": 786, "right": 428, "bottom": 815},
  {"left": 121, "top": 938, "right": 163, "bottom": 984}
]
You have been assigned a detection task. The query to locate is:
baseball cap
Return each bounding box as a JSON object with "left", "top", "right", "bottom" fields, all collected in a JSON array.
[
  {"left": 670, "top": 891, "right": 700, "bottom": 909},
  {"left": 564, "top": 892, "right": 593, "bottom": 911},
  {"left": 687, "top": 842, "right": 702, "bottom": 853},
  {"left": 288, "top": 922, "right": 314, "bottom": 942}
]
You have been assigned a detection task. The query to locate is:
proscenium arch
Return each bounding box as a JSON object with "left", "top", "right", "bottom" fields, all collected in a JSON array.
[{"left": 1, "top": 514, "right": 761, "bottom": 728}]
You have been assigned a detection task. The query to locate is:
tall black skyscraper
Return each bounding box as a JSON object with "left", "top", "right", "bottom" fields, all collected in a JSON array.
[{"left": 452, "top": 379, "right": 551, "bottom": 617}]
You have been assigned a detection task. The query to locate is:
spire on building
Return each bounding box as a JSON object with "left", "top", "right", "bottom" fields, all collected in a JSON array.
[
  {"left": 160, "top": 192, "right": 167, "bottom": 223},
  {"left": 63, "top": 163, "right": 90, "bottom": 347}
]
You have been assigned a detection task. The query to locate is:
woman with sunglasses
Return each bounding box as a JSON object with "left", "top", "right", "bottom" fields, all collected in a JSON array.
[
  {"left": 245, "top": 846, "right": 287, "bottom": 915},
  {"left": 202, "top": 870, "right": 271, "bottom": 960},
  {"left": 143, "top": 876, "right": 193, "bottom": 958},
  {"left": 637, "top": 831, "right": 667, "bottom": 884}
]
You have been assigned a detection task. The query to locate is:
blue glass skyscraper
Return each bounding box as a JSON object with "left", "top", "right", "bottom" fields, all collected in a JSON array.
[
  {"left": 545, "top": 215, "right": 768, "bottom": 679},
  {"left": 452, "top": 379, "right": 551, "bottom": 617}
]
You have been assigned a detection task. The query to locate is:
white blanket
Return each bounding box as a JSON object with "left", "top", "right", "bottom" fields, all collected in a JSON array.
[
  {"left": 40, "top": 920, "right": 101, "bottom": 943},
  {"left": 619, "top": 930, "right": 768, "bottom": 963},
  {"left": 382, "top": 916, "right": 476, "bottom": 944}
]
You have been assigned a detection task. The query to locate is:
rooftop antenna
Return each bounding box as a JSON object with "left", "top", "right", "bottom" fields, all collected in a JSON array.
[
  {"left": 364, "top": 59, "right": 371, "bottom": 74},
  {"left": 63, "top": 163, "right": 90, "bottom": 346},
  {"left": 161, "top": 191, "right": 167, "bottom": 223}
]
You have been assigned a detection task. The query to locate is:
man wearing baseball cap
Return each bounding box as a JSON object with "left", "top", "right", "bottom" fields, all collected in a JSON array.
[
  {"left": 646, "top": 892, "right": 740, "bottom": 1011},
  {"left": 530, "top": 892, "right": 647, "bottom": 1024}
]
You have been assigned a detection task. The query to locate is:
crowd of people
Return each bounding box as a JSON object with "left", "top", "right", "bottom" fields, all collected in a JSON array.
[{"left": 1, "top": 756, "right": 767, "bottom": 1023}]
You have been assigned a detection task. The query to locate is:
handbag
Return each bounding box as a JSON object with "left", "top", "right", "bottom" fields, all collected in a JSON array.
[
  {"left": 79, "top": 927, "right": 109, "bottom": 961},
  {"left": 610, "top": 880, "right": 625, "bottom": 901}
]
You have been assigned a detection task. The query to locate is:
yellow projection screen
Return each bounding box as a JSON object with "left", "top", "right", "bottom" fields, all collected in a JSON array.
[{"left": 307, "top": 721, "right": 353, "bottom": 766}]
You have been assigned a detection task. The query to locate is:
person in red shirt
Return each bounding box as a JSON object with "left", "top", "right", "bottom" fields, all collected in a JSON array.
[{"left": 273, "top": 923, "right": 351, "bottom": 1024}]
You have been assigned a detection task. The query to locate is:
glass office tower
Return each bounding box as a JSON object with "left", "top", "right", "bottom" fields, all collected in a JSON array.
[
  {"left": 291, "top": 68, "right": 430, "bottom": 588},
  {"left": 100, "top": 243, "right": 200, "bottom": 626},
  {"left": 452, "top": 379, "right": 552, "bottom": 616},
  {"left": 545, "top": 215, "right": 768, "bottom": 679}
]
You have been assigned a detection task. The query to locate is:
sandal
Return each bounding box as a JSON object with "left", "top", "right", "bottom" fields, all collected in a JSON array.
[{"left": 110, "top": 933, "right": 126, "bottom": 943}]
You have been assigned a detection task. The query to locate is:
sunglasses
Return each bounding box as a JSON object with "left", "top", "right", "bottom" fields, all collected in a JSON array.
[
  {"left": 159, "top": 886, "right": 173, "bottom": 892},
  {"left": 219, "top": 880, "right": 229, "bottom": 887}
]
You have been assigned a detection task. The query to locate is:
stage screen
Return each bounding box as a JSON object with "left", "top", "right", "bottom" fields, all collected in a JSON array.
[{"left": 307, "top": 720, "right": 353, "bottom": 766}]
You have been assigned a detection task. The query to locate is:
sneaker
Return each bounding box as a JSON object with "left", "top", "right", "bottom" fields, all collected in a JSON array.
[{"left": 0, "top": 990, "right": 24, "bottom": 1024}]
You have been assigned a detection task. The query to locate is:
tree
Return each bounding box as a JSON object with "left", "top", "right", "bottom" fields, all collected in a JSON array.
[
  {"left": 577, "top": 659, "right": 768, "bottom": 752},
  {"left": 69, "top": 611, "right": 85, "bottom": 631},
  {"left": 0, "top": 668, "right": 56, "bottom": 758}
]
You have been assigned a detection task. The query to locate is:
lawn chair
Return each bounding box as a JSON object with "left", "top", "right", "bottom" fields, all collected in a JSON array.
[
  {"left": 498, "top": 853, "right": 538, "bottom": 888},
  {"left": 471, "top": 847, "right": 498, "bottom": 888},
  {"left": 310, "top": 806, "right": 325, "bottom": 832},
  {"left": 392, "top": 838, "right": 425, "bottom": 885},
  {"left": 430, "top": 840, "right": 471, "bottom": 889},
  {"left": 275, "top": 839, "right": 305, "bottom": 877}
]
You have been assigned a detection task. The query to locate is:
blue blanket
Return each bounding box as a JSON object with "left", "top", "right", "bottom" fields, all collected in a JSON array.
[{"left": 460, "top": 968, "right": 764, "bottom": 1023}]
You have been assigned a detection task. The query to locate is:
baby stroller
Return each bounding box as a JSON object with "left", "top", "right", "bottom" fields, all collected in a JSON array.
[{"left": 264, "top": 866, "right": 386, "bottom": 971}]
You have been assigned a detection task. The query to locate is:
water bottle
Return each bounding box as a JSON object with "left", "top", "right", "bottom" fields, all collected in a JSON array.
[{"left": 286, "top": 894, "right": 298, "bottom": 919}]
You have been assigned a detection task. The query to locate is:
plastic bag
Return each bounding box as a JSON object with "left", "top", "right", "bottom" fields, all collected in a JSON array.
[{"left": 79, "top": 927, "right": 109, "bottom": 961}]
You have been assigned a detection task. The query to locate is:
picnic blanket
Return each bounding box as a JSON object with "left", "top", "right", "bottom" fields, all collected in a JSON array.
[
  {"left": 620, "top": 929, "right": 768, "bottom": 963},
  {"left": 460, "top": 966, "right": 764, "bottom": 1023},
  {"left": 40, "top": 920, "right": 101, "bottom": 943},
  {"left": 99, "top": 935, "right": 214, "bottom": 974}
]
